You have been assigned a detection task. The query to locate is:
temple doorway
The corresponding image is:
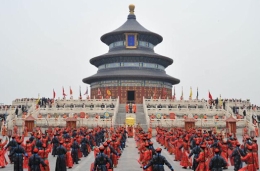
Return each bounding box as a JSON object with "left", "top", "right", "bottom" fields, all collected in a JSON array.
[{"left": 127, "top": 91, "right": 135, "bottom": 103}]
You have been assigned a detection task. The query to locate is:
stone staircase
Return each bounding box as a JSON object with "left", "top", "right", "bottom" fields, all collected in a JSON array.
[
  {"left": 115, "top": 104, "right": 148, "bottom": 131},
  {"left": 115, "top": 104, "right": 126, "bottom": 125},
  {"left": 135, "top": 104, "right": 148, "bottom": 132}
]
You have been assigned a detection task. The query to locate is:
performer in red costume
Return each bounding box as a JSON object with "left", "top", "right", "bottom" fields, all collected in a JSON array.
[
  {"left": 38, "top": 144, "right": 51, "bottom": 171},
  {"left": 240, "top": 145, "right": 257, "bottom": 171},
  {"left": 179, "top": 137, "right": 192, "bottom": 169},
  {"left": 0, "top": 138, "right": 8, "bottom": 168},
  {"left": 127, "top": 125, "right": 134, "bottom": 138},
  {"left": 63, "top": 139, "right": 74, "bottom": 168},
  {"left": 195, "top": 143, "right": 209, "bottom": 171},
  {"left": 22, "top": 140, "right": 34, "bottom": 169}
]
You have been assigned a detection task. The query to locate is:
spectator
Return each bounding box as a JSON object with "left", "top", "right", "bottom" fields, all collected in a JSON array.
[
  {"left": 243, "top": 109, "right": 246, "bottom": 116},
  {"left": 15, "top": 107, "right": 18, "bottom": 117},
  {"left": 101, "top": 103, "right": 105, "bottom": 108}
]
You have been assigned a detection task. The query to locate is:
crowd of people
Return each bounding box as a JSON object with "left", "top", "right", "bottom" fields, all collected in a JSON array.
[
  {"left": 125, "top": 103, "right": 137, "bottom": 113},
  {"left": 153, "top": 126, "right": 259, "bottom": 171},
  {"left": 0, "top": 123, "right": 259, "bottom": 171},
  {"left": 0, "top": 125, "right": 128, "bottom": 171}
]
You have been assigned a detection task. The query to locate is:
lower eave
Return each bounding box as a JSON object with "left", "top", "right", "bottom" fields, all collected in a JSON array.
[{"left": 82, "top": 68, "right": 180, "bottom": 85}]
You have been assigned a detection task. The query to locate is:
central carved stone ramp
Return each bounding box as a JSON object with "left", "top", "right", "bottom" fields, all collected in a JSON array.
[{"left": 116, "top": 137, "right": 141, "bottom": 170}]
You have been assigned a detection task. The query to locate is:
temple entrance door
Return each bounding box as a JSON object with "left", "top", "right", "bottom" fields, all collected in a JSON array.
[{"left": 127, "top": 91, "right": 135, "bottom": 103}]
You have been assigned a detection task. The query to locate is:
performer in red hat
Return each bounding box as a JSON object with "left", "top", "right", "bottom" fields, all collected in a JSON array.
[
  {"left": 209, "top": 148, "right": 227, "bottom": 171},
  {"left": 0, "top": 138, "right": 8, "bottom": 168},
  {"left": 21, "top": 140, "right": 34, "bottom": 169},
  {"left": 143, "top": 147, "right": 174, "bottom": 171},
  {"left": 195, "top": 143, "right": 208, "bottom": 170},
  {"left": 55, "top": 141, "right": 67, "bottom": 171},
  {"left": 230, "top": 142, "right": 246, "bottom": 171},
  {"left": 28, "top": 148, "right": 47, "bottom": 171},
  {"left": 240, "top": 145, "right": 257, "bottom": 171},
  {"left": 38, "top": 144, "right": 51, "bottom": 171},
  {"left": 63, "top": 139, "right": 73, "bottom": 168},
  {"left": 8, "top": 139, "right": 27, "bottom": 171},
  {"left": 179, "top": 137, "right": 192, "bottom": 169},
  {"left": 142, "top": 143, "right": 153, "bottom": 171},
  {"left": 189, "top": 141, "right": 201, "bottom": 170},
  {"left": 93, "top": 146, "right": 112, "bottom": 171},
  {"left": 71, "top": 138, "right": 80, "bottom": 164},
  {"left": 252, "top": 138, "right": 259, "bottom": 169}
]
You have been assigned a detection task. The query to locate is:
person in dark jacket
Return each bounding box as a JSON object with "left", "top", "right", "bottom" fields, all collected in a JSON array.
[
  {"left": 209, "top": 148, "right": 227, "bottom": 171},
  {"left": 51, "top": 134, "right": 59, "bottom": 157},
  {"left": 29, "top": 132, "right": 35, "bottom": 142},
  {"left": 55, "top": 141, "right": 67, "bottom": 171},
  {"left": 143, "top": 147, "right": 174, "bottom": 171},
  {"left": 231, "top": 142, "right": 246, "bottom": 171},
  {"left": 93, "top": 146, "right": 112, "bottom": 171},
  {"left": 80, "top": 134, "right": 90, "bottom": 157},
  {"left": 5, "top": 135, "right": 18, "bottom": 163},
  {"left": 35, "top": 135, "right": 43, "bottom": 149},
  {"left": 149, "top": 142, "right": 156, "bottom": 155},
  {"left": 8, "top": 140, "right": 27, "bottom": 171},
  {"left": 29, "top": 148, "right": 47, "bottom": 171},
  {"left": 71, "top": 138, "right": 80, "bottom": 164},
  {"left": 188, "top": 141, "right": 201, "bottom": 171}
]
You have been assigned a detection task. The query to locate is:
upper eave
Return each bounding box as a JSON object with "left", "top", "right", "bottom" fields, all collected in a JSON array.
[{"left": 100, "top": 14, "right": 163, "bottom": 46}]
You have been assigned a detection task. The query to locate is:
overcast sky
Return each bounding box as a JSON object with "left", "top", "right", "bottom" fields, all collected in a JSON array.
[{"left": 0, "top": 0, "right": 259, "bottom": 105}]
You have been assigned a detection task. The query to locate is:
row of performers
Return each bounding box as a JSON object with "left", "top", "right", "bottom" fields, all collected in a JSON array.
[
  {"left": 154, "top": 127, "right": 259, "bottom": 171},
  {"left": 89, "top": 126, "right": 128, "bottom": 170},
  {"left": 125, "top": 103, "right": 137, "bottom": 113},
  {"left": 0, "top": 125, "right": 126, "bottom": 171}
]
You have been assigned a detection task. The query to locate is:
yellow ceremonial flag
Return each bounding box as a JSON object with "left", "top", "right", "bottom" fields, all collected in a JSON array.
[
  {"left": 219, "top": 95, "right": 223, "bottom": 106},
  {"left": 189, "top": 87, "right": 192, "bottom": 99}
]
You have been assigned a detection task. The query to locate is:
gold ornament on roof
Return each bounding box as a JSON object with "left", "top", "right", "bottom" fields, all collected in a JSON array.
[{"left": 129, "top": 4, "right": 135, "bottom": 14}]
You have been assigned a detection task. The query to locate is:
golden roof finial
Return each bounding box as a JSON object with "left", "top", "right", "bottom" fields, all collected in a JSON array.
[{"left": 129, "top": 4, "right": 135, "bottom": 15}]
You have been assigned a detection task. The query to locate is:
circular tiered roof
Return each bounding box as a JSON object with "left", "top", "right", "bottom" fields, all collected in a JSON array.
[
  {"left": 83, "top": 4, "right": 180, "bottom": 86},
  {"left": 100, "top": 5, "right": 163, "bottom": 46}
]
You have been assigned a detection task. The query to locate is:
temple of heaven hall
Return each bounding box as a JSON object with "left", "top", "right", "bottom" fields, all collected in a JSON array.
[{"left": 82, "top": 4, "right": 180, "bottom": 104}]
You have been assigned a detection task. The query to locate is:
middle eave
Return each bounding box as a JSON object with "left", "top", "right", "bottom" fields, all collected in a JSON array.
[{"left": 90, "top": 49, "right": 173, "bottom": 68}]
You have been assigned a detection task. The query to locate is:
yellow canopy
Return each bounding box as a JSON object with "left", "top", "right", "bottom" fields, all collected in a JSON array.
[{"left": 125, "top": 117, "right": 135, "bottom": 126}]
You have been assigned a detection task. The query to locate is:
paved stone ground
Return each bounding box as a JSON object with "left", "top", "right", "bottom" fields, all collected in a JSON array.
[{"left": 1, "top": 135, "right": 260, "bottom": 171}]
